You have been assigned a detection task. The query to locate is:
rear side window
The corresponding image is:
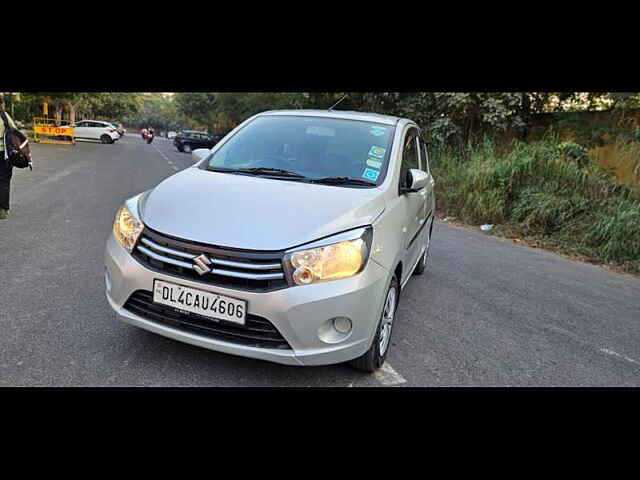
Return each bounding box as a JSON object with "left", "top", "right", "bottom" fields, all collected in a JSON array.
[{"left": 419, "top": 137, "right": 430, "bottom": 174}]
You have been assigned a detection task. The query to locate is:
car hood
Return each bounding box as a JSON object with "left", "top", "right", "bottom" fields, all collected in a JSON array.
[{"left": 139, "top": 167, "right": 385, "bottom": 251}]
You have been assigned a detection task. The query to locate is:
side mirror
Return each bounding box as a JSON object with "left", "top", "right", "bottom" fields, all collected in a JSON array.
[
  {"left": 192, "top": 148, "right": 210, "bottom": 164},
  {"left": 402, "top": 169, "right": 429, "bottom": 193}
]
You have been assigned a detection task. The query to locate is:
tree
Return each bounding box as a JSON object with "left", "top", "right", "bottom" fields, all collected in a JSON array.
[{"left": 175, "top": 92, "right": 306, "bottom": 133}]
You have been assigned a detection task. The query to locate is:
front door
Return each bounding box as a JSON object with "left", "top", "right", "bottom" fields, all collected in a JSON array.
[
  {"left": 86, "top": 121, "right": 103, "bottom": 140},
  {"left": 399, "top": 127, "right": 427, "bottom": 279},
  {"left": 418, "top": 135, "right": 435, "bottom": 239}
]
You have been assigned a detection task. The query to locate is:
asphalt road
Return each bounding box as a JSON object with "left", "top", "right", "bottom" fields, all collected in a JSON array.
[{"left": 1, "top": 134, "right": 639, "bottom": 386}]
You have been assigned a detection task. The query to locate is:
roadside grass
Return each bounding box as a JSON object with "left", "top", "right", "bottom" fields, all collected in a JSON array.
[
  {"left": 617, "top": 137, "right": 640, "bottom": 184},
  {"left": 431, "top": 136, "right": 640, "bottom": 274}
]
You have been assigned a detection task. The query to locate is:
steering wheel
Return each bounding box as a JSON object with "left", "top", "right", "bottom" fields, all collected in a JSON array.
[{"left": 262, "top": 153, "right": 293, "bottom": 168}]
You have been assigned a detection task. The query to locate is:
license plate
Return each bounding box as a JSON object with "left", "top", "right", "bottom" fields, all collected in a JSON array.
[{"left": 153, "top": 280, "right": 247, "bottom": 325}]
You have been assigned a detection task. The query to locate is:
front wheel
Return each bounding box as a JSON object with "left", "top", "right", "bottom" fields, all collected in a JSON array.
[
  {"left": 182, "top": 143, "right": 192, "bottom": 153},
  {"left": 350, "top": 275, "right": 399, "bottom": 372},
  {"left": 101, "top": 134, "right": 112, "bottom": 144}
]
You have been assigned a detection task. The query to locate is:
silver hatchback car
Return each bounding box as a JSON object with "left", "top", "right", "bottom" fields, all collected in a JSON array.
[{"left": 105, "top": 110, "right": 435, "bottom": 372}]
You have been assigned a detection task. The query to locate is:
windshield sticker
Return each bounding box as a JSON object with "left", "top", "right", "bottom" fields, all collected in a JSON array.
[
  {"left": 368, "top": 146, "right": 386, "bottom": 159},
  {"left": 370, "top": 126, "right": 388, "bottom": 137},
  {"left": 366, "top": 158, "right": 382, "bottom": 169},
  {"left": 306, "top": 125, "right": 335, "bottom": 137},
  {"left": 362, "top": 168, "right": 380, "bottom": 182}
]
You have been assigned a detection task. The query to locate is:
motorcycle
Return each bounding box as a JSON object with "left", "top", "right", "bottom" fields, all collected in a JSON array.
[{"left": 145, "top": 131, "right": 154, "bottom": 144}]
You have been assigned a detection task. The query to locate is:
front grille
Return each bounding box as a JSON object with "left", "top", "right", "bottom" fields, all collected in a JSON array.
[
  {"left": 124, "top": 290, "right": 291, "bottom": 350},
  {"left": 132, "top": 227, "right": 288, "bottom": 292}
]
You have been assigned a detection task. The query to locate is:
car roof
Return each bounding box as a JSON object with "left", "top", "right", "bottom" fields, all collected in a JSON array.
[
  {"left": 258, "top": 109, "right": 408, "bottom": 126},
  {"left": 181, "top": 130, "right": 208, "bottom": 134}
]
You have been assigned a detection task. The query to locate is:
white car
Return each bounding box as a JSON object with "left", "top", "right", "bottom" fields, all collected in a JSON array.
[
  {"left": 167, "top": 131, "right": 177, "bottom": 139},
  {"left": 73, "top": 120, "right": 120, "bottom": 144}
]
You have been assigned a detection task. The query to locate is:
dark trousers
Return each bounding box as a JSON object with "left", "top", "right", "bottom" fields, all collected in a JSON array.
[{"left": 0, "top": 159, "right": 12, "bottom": 210}]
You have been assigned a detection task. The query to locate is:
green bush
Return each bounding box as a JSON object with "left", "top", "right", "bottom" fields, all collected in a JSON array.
[
  {"left": 432, "top": 137, "right": 640, "bottom": 270},
  {"left": 584, "top": 201, "right": 640, "bottom": 262},
  {"left": 511, "top": 190, "right": 590, "bottom": 234}
]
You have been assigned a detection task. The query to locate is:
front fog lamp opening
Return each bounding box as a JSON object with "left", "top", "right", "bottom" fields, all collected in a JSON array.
[{"left": 333, "top": 317, "right": 352, "bottom": 334}]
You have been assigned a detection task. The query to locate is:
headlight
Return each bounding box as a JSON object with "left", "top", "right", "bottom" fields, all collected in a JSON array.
[
  {"left": 113, "top": 204, "right": 144, "bottom": 253},
  {"left": 283, "top": 227, "right": 372, "bottom": 286}
]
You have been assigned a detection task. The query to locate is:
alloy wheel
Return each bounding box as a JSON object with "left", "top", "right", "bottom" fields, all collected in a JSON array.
[{"left": 378, "top": 285, "right": 397, "bottom": 356}]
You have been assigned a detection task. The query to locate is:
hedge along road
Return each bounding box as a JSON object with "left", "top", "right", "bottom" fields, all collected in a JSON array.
[{"left": 0, "top": 134, "right": 639, "bottom": 386}]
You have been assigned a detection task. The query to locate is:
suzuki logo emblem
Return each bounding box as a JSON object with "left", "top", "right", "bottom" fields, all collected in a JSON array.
[{"left": 193, "top": 254, "right": 212, "bottom": 275}]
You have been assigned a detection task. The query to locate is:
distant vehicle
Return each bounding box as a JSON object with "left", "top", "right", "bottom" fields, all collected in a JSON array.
[
  {"left": 73, "top": 120, "right": 119, "bottom": 144},
  {"left": 167, "top": 131, "right": 177, "bottom": 139},
  {"left": 174, "top": 130, "right": 217, "bottom": 153}
]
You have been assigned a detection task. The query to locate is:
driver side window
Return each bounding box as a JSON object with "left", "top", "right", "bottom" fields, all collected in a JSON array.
[{"left": 399, "top": 128, "right": 420, "bottom": 190}]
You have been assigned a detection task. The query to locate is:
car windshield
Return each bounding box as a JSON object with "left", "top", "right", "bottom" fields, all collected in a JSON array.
[{"left": 202, "top": 115, "right": 395, "bottom": 186}]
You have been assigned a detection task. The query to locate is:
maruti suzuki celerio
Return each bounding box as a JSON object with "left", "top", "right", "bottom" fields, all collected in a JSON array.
[{"left": 105, "top": 110, "right": 435, "bottom": 372}]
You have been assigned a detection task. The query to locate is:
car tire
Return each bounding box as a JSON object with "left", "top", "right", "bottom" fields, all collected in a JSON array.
[
  {"left": 413, "top": 218, "right": 433, "bottom": 276},
  {"left": 182, "top": 143, "right": 192, "bottom": 153},
  {"left": 101, "top": 134, "right": 112, "bottom": 144},
  {"left": 350, "top": 275, "right": 399, "bottom": 373}
]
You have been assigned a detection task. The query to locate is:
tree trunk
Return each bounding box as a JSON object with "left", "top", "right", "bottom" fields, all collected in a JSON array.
[
  {"left": 55, "top": 102, "right": 63, "bottom": 126},
  {"left": 69, "top": 104, "right": 77, "bottom": 125}
]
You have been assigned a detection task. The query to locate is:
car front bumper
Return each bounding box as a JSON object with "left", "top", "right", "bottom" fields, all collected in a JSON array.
[{"left": 104, "top": 234, "right": 390, "bottom": 366}]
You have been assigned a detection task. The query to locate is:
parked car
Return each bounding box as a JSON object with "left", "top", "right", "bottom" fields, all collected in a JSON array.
[
  {"left": 167, "top": 131, "right": 177, "bottom": 139},
  {"left": 106, "top": 110, "right": 435, "bottom": 372},
  {"left": 174, "top": 130, "right": 217, "bottom": 153},
  {"left": 74, "top": 120, "right": 119, "bottom": 144}
]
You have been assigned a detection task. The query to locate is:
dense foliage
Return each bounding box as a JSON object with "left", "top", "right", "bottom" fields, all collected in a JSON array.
[
  {"left": 4, "top": 91, "right": 639, "bottom": 139},
  {"left": 2, "top": 90, "right": 639, "bottom": 271},
  {"left": 1, "top": 92, "right": 142, "bottom": 124},
  {"left": 432, "top": 137, "right": 640, "bottom": 272}
]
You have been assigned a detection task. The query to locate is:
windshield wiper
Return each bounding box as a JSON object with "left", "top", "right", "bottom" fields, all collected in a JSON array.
[
  {"left": 208, "top": 167, "right": 307, "bottom": 178},
  {"left": 310, "top": 176, "right": 377, "bottom": 187}
]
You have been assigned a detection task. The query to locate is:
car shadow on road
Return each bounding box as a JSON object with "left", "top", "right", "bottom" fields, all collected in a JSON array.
[{"left": 106, "top": 325, "right": 378, "bottom": 387}]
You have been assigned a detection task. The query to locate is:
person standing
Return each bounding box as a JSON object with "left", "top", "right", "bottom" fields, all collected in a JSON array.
[{"left": 0, "top": 107, "right": 19, "bottom": 219}]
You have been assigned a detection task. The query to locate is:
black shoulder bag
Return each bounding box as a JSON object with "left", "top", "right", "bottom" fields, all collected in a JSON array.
[{"left": 1, "top": 110, "right": 32, "bottom": 170}]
